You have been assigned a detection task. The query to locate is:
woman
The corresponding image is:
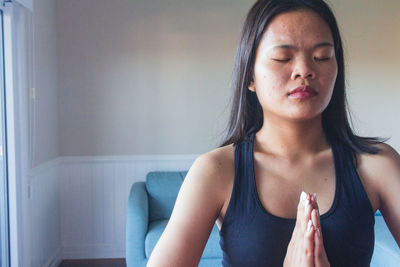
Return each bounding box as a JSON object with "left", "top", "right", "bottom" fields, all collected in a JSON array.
[{"left": 147, "top": 0, "right": 400, "bottom": 266}]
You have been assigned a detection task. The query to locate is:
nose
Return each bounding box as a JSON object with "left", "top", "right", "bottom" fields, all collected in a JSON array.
[{"left": 290, "top": 57, "right": 316, "bottom": 80}]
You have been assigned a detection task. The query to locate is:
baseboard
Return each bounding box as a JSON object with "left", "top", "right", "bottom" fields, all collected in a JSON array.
[
  {"left": 59, "top": 258, "right": 126, "bottom": 267},
  {"left": 62, "top": 244, "right": 125, "bottom": 259}
]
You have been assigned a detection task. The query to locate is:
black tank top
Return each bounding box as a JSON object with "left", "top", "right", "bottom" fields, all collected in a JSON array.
[{"left": 219, "top": 132, "right": 375, "bottom": 267}]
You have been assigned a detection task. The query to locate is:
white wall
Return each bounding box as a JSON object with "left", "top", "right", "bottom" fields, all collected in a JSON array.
[
  {"left": 56, "top": 0, "right": 253, "bottom": 156},
  {"left": 55, "top": 0, "right": 400, "bottom": 158},
  {"left": 330, "top": 0, "right": 400, "bottom": 149},
  {"left": 32, "top": 0, "right": 59, "bottom": 166},
  {"left": 29, "top": 0, "right": 61, "bottom": 266}
]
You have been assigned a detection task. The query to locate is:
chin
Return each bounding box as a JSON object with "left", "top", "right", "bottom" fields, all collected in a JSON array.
[
  {"left": 285, "top": 104, "right": 325, "bottom": 118},
  {"left": 286, "top": 112, "right": 322, "bottom": 122}
]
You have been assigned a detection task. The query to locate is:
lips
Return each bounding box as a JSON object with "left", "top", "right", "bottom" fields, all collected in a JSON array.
[
  {"left": 288, "top": 86, "right": 317, "bottom": 96},
  {"left": 287, "top": 86, "right": 318, "bottom": 99}
]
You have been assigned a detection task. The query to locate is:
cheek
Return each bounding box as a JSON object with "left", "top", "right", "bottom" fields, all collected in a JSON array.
[
  {"left": 255, "top": 75, "right": 285, "bottom": 104},
  {"left": 321, "top": 67, "right": 338, "bottom": 89},
  {"left": 325, "top": 62, "right": 338, "bottom": 83},
  {"left": 263, "top": 71, "right": 288, "bottom": 97},
  {"left": 319, "top": 66, "right": 338, "bottom": 105},
  {"left": 255, "top": 66, "right": 287, "bottom": 90}
]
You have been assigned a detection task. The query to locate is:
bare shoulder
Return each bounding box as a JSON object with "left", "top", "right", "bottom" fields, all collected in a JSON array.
[
  {"left": 191, "top": 143, "right": 235, "bottom": 192},
  {"left": 358, "top": 143, "right": 400, "bottom": 246},
  {"left": 357, "top": 142, "right": 400, "bottom": 211},
  {"left": 358, "top": 142, "right": 400, "bottom": 174}
]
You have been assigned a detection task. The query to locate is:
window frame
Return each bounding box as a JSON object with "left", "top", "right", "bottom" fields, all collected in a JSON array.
[{"left": 1, "top": 2, "right": 31, "bottom": 266}]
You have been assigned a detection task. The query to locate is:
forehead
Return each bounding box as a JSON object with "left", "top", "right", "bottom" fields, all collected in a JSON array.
[{"left": 261, "top": 9, "right": 333, "bottom": 47}]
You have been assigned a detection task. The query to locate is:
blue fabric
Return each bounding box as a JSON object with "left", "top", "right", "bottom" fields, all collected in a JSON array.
[
  {"left": 371, "top": 215, "right": 400, "bottom": 266},
  {"left": 126, "top": 182, "right": 149, "bottom": 267},
  {"left": 220, "top": 132, "right": 375, "bottom": 267},
  {"left": 146, "top": 171, "right": 187, "bottom": 222},
  {"left": 145, "top": 220, "right": 168, "bottom": 258},
  {"left": 145, "top": 219, "right": 223, "bottom": 259}
]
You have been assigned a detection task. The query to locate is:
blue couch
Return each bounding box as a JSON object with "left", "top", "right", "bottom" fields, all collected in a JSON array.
[{"left": 126, "top": 171, "right": 400, "bottom": 266}]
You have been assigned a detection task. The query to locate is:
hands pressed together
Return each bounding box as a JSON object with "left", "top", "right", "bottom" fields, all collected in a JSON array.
[{"left": 283, "top": 192, "right": 331, "bottom": 267}]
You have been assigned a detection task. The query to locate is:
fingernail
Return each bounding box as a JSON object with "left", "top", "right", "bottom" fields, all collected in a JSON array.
[
  {"left": 313, "top": 193, "right": 317, "bottom": 202},
  {"left": 300, "top": 191, "right": 307, "bottom": 202},
  {"left": 307, "top": 220, "right": 313, "bottom": 233},
  {"left": 317, "top": 228, "right": 321, "bottom": 237}
]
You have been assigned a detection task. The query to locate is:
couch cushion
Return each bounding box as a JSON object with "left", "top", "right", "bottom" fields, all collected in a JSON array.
[
  {"left": 370, "top": 215, "right": 400, "bottom": 266},
  {"left": 145, "top": 219, "right": 223, "bottom": 259},
  {"left": 146, "top": 171, "right": 188, "bottom": 222}
]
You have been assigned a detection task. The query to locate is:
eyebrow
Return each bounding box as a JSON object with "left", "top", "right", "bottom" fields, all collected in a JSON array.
[{"left": 272, "top": 42, "right": 334, "bottom": 50}]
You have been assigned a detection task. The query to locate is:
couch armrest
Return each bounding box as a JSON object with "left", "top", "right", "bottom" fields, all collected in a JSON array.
[
  {"left": 126, "top": 182, "right": 149, "bottom": 267},
  {"left": 371, "top": 215, "right": 400, "bottom": 267}
]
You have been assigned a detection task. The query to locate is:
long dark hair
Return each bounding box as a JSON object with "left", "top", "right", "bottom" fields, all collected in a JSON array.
[{"left": 218, "top": 0, "right": 387, "bottom": 163}]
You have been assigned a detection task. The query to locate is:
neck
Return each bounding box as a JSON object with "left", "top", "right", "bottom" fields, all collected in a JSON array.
[{"left": 255, "top": 115, "right": 330, "bottom": 161}]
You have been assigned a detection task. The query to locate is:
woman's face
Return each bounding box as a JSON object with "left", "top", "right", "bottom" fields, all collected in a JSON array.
[{"left": 248, "top": 9, "right": 338, "bottom": 122}]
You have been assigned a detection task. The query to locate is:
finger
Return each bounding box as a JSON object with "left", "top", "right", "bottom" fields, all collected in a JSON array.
[
  {"left": 314, "top": 227, "right": 321, "bottom": 266},
  {"left": 311, "top": 194, "right": 321, "bottom": 231},
  {"left": 296, "top": 191, "right": 308, "bottom": 230},
  {"left": 311, "top": 193, "right": 318, "bottom": 209},
  {"left": 303, "top": 195, "right": 313, "bottom": 232},
  {"left": 298, "top": 191, "right": 307, "bottom": 210},
  {"left": 303, "top": 219, "right": 315, "bottom": 265},
  {"left": 314, "top": 227, "right": 328, "bottom": 267},
  {"left": 311, "top": 208, "right": 321, "bottom": 230},
  {"left": 311, "top": 193, "right": 320, "bottom": 215}
]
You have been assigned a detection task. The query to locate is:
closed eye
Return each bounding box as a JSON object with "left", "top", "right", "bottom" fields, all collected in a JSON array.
[
  {"left": 272, "top": 58, "right": 290, "bottom": 62},
  {"left": 272, "top": 57, "right": 332, "bottom": 62},
  {"left": 315, "top": 57, "right": 331, "bottom": 61}
]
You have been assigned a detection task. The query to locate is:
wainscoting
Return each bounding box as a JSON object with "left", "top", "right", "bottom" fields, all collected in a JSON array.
[
  {"left": 29, "top": 158, "right": 63, "bottom": 267},
  {"left": 29, "top": 154, "right": 197, "bottom": 266}
]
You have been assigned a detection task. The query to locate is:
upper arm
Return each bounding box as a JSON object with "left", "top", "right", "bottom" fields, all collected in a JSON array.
[
  {"left": 147, "top": 152, "right": 228, "bottom": 267},
  {"left": 373, "top": 143, "right": 400, "bottom": 247}
]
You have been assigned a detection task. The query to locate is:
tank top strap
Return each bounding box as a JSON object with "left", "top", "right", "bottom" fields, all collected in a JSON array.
[
  {"left": 220, "top": 132, "right": 258, "bottom": 234},
  {"left": 232, "top": 132, "right": 259, "bottom": 212},
  {"left": 330, "top": 138, "right": 375, "bottom": 218}
]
